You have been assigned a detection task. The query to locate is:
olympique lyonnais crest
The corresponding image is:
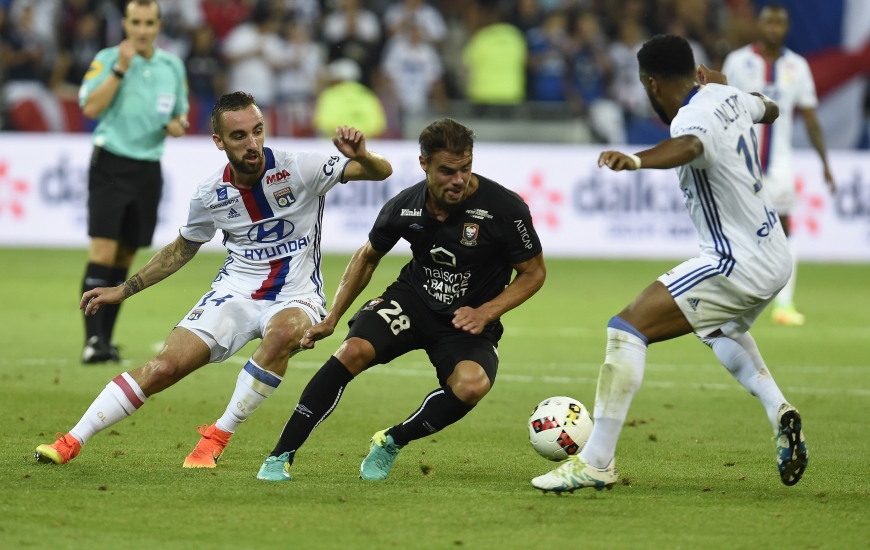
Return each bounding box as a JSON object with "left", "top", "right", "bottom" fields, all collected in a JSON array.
[
  {"left": 273, "top": 187, "right": 296, "bottom": 208},
  {"left": 460, "top": 223, "right": 479, "bottom": 246},
  {"left": 188, "top": 308, "right": 204, "bottom": 321}
]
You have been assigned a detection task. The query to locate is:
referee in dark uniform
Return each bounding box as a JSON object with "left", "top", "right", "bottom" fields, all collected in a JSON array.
[
  {"left": 255, "top": 118, "right": 547, "bottom": 482},
  {"left": 79, "top": 0, "right": 189, "bottom": 363}
]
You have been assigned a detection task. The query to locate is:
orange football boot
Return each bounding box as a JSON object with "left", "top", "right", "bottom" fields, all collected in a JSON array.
[
  {"left": 183, "top": 423, "right": 232, "bottom": 468},
  {"left": 35, "top": 433, "right": 82, "bottom": 464}
]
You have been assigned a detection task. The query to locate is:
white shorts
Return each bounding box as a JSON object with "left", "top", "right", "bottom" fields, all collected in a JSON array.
[
  {"left": 762, "top": 172, "right": 797, "bottom": 215},
  {"left": 658, "top": 257, "right": 783, "bottom": 339},
  {"left": 176, "top": 287, "right": 327, "bottom": 363}
]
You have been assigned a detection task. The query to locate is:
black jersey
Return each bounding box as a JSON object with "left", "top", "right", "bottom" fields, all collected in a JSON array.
[{"left": 368, "top": 174, "right": 543, "bottom": 316}]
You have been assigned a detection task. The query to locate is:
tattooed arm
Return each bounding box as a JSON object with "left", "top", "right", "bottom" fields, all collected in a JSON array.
[{"left": 81, "top": 236, "right": 202, "bottom": 315}]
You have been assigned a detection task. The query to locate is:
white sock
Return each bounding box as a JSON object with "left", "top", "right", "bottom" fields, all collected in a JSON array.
[
  {"left": 701, "top": 332, "right": 786, "bottom": 432},
  {"left": 775, "top": 239, "right": 798, "bottom": 307},
  {"left": 580, "top": 321, "right": 647, "bottom": 469},
  {"left": 69, "top": 372, "right": 147, "bottom": 444},
  {"left": 215, "top": 359, "right": 282, "bottom": 433}
]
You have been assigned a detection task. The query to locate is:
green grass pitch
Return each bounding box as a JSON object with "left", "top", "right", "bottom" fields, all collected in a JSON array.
[{"left": 1, "top": 248, "right": 868, "bottom": 549}]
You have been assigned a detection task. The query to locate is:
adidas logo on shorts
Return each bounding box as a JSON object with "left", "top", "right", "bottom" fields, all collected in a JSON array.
[
  {"left": 227, "top": 208, "right": 241, "bottom": 219},
  {"left": 687, "top": 297, "right": 700, "bottom": 311}
]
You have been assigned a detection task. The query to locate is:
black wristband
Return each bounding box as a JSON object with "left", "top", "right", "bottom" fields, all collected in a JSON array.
[{"left": 111, "top": 64, "right": 125, "bottom": 78}]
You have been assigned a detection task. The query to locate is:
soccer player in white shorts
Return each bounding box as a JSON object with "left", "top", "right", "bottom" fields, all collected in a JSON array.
[
  {"left": 532, "top": 35, "right": 808, "bottom": 493},
  {"left": 723, "top": 4, "right": 836, "bottom": 325},
  {"left": 34, "top": 91, "right": 394, "bottom": 468}
]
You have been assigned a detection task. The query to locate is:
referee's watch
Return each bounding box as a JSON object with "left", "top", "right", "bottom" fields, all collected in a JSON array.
[{"left": 111, "top": 64, "right": 126, "bottom": 78}]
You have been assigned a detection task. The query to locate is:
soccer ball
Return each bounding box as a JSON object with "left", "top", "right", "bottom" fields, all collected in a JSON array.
[{"left": 528, "top": 396, "right": 593, "bottom": 461}]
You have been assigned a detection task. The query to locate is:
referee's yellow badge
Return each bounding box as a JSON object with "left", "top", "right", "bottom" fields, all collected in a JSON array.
[{"left": 84, "top": 60, "right": 104, "bottom": 80}]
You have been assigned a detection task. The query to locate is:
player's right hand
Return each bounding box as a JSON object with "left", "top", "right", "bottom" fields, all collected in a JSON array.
[
  {"left": 117, "top": 40, "right": 135, "bottom": 70},
  {"left": 696, "top": 64, "right": 727, "bottom": 86},
  {"left": 332, "top": 126, "right": 367, "bottom": 160},
  {"left": 300, "top": 321, "right": 336, "bottom": 349},
  {"left": 80, "top": 286, "right": 126, "bottom": 316}
]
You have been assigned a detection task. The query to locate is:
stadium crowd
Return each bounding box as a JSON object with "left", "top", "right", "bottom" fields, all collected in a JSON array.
[{"left": 0, "top": 0, "right": 785, "bottom": 140}]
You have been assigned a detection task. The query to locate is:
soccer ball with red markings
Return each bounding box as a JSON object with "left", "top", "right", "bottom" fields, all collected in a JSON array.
[{"left": 528, "top": 396, "right": 593, "bottom": 461}]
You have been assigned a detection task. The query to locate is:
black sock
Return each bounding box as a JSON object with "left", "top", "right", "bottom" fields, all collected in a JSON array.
[
  {"left": 101, "top": 267, "right": 128, "bottom": 343},
  {"left": 387, "top": 386, "right": 474, "bottom": 447},
  {"left": 270, "top": 356, "right": 355, "bottom": 459},
  {"left": 82, "top": 263, "right": 113, "bottom": 342}
]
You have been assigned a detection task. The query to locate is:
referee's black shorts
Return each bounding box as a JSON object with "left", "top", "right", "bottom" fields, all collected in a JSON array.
[
  {"left": 346, "top": 281, "right": 503, "bottom": 386},
  {"left": 88, "top": 147, "right": 163, "bottom": 249}
]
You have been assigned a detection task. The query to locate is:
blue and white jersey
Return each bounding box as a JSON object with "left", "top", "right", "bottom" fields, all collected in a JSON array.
[
  {"left": 180, "top": 147, "right": 350, "bottom": 304},
  {"left": 670, "top": 83, "right": 791, "bottom": 295},
  {"left": 722, "top": 45, "right": 818, "bottom": 188}
]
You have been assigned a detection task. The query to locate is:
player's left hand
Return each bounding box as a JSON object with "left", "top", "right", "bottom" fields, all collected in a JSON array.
[
  {"left": 598, "top": 151, "right": 639, "bottom": 172},
  {"left": 165, "top": 117, "right": 189, "bottom": 137},
  {"left": 332, "top": 126, "right": 367, "bottom": 160},
  {"left": 452, "top": 306, "right": 489, "bottom": 334},
  {"left": 823, "top": 165, "right": 836, "bottom": 194}
]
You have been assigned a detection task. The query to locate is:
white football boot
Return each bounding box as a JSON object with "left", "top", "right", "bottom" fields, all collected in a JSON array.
[{"left": 532, "top": 455, "right": 618, "bottom": 493}]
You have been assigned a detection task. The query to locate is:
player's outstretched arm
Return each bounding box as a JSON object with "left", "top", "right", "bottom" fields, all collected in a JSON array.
[
  {"left": 332, "top": 125, "right": 393, "bottom": 182},
  {"left": 80, "top": 236, "right": 202, "bottom": 315},
  {"left": 599, "top": 135, "right": 704, "bottom": 172},
  {"left": 301, "top": 241, "right": 388, "bottom": 348},
  {"left": 452, "top": 253, "right": 546, "bottom": 335}
]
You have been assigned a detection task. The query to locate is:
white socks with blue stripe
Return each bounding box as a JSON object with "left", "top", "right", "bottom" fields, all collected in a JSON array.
[
  {"left": 701, "top": 332, "right": 785, "bottom": 432},
  {"left": 580, "top": 317, "right": 648, "bottom": 469},
  {"left": 216, "top": 359, "right": 282, "bottom": 434}
]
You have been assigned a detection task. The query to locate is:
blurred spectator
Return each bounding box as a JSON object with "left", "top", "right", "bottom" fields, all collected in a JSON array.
[
  {"left": 266, "top": 20, "right": 324, "bottom": 136},
  {"left": 155, "top": 0, "right": 204, "bottom": 58},
  {"left": 313, "top": 58, "right": 385, "bottom": 137},
  {"left": 322, "top": 0, "right": 381, "bottom": 85},
  {"left": 222, "top": 1, "right": 281, "bottom": 108},
  {"left": 506, "top": 0, "right": 543, "bottom": 35},
  {"left": 383, "top": 0, "right": 446, "bottom": 44},
  {"left": 186, "top": 25, "right": 223, "bottom": 132},
  {"left": 381, "top": 21, "right": 447, "bottom": 115},
  {"left": 54, "top": 0, "right": 106, "bottom": 91},
  {"left": 608, "top": 17, "right": 648, "bottom": 117},
  {"left": 566, "top": 10, "right": 624, "bottom": 143},
  {"left": 201, "top": 0, "right": 252, "bottom": 40},
  {"left": 280, "top": 0, "right": 319, "bottom": 27},
  {"left": 462, "top": 3, "right": 526, "bottom": 107},
  {"left": 525, "top": 10, "right": 570, "bottom": 102},
  {"left": 9, "top": 0, "right": 61, "bottom": 59},
  {"left": 1, "top": 3, "right": 65, "bottom": 130}
]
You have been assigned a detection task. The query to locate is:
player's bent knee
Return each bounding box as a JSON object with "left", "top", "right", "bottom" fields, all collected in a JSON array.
[
  {"left": 449, "top": 370, "right": 491, "bottom": 405},
  {"left": 137, "top": 358, "right": 186, "bottom": 395},
  {"left": 334, "top": 338, "right": 375, "bottom": 375}
]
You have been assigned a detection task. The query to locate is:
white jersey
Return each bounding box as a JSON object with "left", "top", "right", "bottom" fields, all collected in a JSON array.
[
  {"left": 722, "top": 45, "right": 818, "bottom": 187},
  {"left": 670, "top": 83, "right": 791, "bottom": 296},
  {"left": 180, "top": 147, "right": 350, "bottom": 305}
]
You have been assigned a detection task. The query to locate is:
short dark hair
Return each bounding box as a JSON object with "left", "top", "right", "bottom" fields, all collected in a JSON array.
[
  {"left": 419, "top": 118, "right": 475, "bottom": 162},
  {"left": 637, "top": 34, "right": 695, "bottom": 80},
  {"left": 212, "top": 92, "right": 259, "bottom": 135},
  {"left": 125, "top": 0, "right": 161, "bottom": 19}
]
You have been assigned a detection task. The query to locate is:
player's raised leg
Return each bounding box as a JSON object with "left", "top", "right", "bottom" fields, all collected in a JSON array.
[
  {"left": 36, "top": 328, "right": 211, "bottom": 464},
  {"left": 700, "top": 331, "right": 807, "bottom": 485},
  {"left": 360, "top": 360, "right": 487, "bottom": 481},
  {"left": 532, "top": 281, "right": 693, "bottom": 493},
  {"left": 184, "top": 306, "right": 313, "bottom": 468}
]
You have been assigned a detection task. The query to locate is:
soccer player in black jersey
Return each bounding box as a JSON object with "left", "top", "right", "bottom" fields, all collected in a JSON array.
[{"left": 257, "top": 118, "right": 547, "bottom": 481}]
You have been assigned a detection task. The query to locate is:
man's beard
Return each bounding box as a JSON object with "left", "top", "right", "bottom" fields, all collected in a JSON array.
[
  {"left": 229, "top": 151, "right": 263, "bottom": 175},
  {"left": 647, "top": 91, "right": 672, "bottom": 125}
]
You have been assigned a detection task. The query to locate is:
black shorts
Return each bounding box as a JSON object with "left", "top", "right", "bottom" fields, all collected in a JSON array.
[
  {"left": 88, "top": 147, "right": 163, "bottom": 249},
  {"left": 346, "top": 282, "right": 503, "bottom": 386}
]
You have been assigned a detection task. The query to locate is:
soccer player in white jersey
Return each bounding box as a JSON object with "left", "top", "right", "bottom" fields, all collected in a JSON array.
[
  {"left": 34, "top": 92, "right": 393, "bottom": 467},
  {"left": 722, "top": 3, "right": 835, "bottom": 326},
  {"left": 532, "top": 35, "right": 808, "bottom": 493}
]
